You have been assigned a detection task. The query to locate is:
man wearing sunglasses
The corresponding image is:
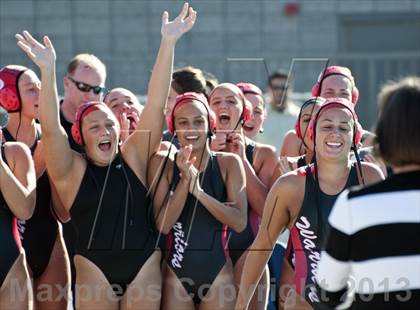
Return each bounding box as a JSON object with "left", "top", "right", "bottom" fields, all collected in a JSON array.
[
  {"left": 255, "top": 70, "right": 299, "bottom": 151},
  {"left": 60, "top": 53, "right": 107, "bottom": 145}
]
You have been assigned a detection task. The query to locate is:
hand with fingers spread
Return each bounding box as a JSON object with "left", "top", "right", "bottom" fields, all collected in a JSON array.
[
  {"left": 15, "top": 31, "right": 56, "bottom": 70},
  {"left": 161, "top": 2, "right": 197, "bottom": 43},
  {"left": 176, "top": 144, "right": 196, "bottom": 181},
  {"left": 278, "top": 156, "right": 295, "bottom": 176},
  {"left": 227, "top": 132, "right": 246, "bottom": 160},
  {"left": 210, "top": 131, "right": 227, "bottom": 151}
]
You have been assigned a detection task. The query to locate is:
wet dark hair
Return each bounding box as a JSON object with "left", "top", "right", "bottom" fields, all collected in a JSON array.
[
  {"left": 171, "top": 66, "right": 207, "bottom": 95},
  {"left": 376, "top": 76, "right": 420, "bottom": 167},
  {"left": 202, "top": 70, "right": 219, "bottom": 95}
]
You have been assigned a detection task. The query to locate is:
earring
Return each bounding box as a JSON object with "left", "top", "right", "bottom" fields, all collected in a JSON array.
[{"left": 259, "top": 128, "right": 264, "bottom": 133}]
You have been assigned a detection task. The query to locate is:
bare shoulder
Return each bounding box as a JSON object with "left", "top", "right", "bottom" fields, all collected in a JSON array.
[
  {"left": 147, "top": 151, "right": 175, "bottom": 181},
  {"left": 3, "top": 141, "right": 30, "bottom": 154},
  {"left": 360, "top": 161, "right": 385, "bottom": 184},
  {"left": 3, "top": 141, "right": 32, "bottom": 165},
  {"left": 283, "top": 129, "right": 298, "bottom": 142},
  {"left": 215, "top": 151, "right": 241, "bottom": 166},
  {"left": 280, "top": 129, "right": 302, "bottom": 157},
  {"left": 266, "top": 167, "right": 306, "bottom": 227},
  {"left": 272, "top": 168, "right": 305, "bottom": 195},
  {"left": 254, "top": 142, "right": 277, "bottom": 157},
  {"left": 214, "top": 151, "right": 243, "bottom": 182}
]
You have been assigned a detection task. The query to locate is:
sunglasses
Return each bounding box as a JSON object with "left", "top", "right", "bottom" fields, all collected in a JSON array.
[
  {"left": 67, "top": 76, "right": 107, "bottom": 95},
  {"left": 271, "top": 85, "right": 288, "bottom": 91}
]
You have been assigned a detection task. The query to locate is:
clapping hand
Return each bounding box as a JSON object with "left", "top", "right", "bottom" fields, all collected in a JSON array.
[{"left": 176, "top": 144, "right": 196, "bottom": 181}]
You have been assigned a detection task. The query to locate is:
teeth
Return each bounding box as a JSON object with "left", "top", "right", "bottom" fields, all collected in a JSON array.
[
  {"left": 100, "top": 140, "right": 111, "bottom": 144},
  {"left": 326, "top": 142, "right": 341, "bottom": 146},
  {"left": 186, "top": 136, "right": 198, "bottom": 140}
]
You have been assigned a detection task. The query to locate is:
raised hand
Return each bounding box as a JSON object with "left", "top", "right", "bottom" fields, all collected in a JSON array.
[
  {"left": 15, "top": 31, "right": 56, "bottom": 70},
  {"left": 161, "top": 2, "right": 197, "bottom": 43}
]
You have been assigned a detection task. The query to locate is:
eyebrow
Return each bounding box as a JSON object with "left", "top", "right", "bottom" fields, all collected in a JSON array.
[
  {"left": 110, "top": 96, "right": 130, "bottom": 102},
  {"left": 177, "top": 115, "right": 204, "bottom": 120},
  {"left": 320, "top": 118, "right": 351, "bottom": 124},
  {"left": 323, "top": 87, "right": 350, "bottom": 92},
  {"left": 211, "top": 95, "right": 237, "bottom": 101}
]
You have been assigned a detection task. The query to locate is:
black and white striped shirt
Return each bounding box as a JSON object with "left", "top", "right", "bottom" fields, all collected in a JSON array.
[{"left": 316, "top": 170, "right": 420, "bottom": 310}]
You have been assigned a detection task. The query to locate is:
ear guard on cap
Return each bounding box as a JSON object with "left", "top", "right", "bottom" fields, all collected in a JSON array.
[
  {"left": 235, "top": 86, "right": 254, "bottom": 126},
  {"left": 241, "top": 98, "right": 253, "bottom": 125},
  {"left": 308, "top": 97, "right": 362, "bottom": 146},
  {"left": 71, "top": 101, "right": 105, "bottom": 145},
  {"left": 166, "top": 92, "right": 216, "bottom": 137},
  {"left": 311, "top": 66, "right": 359, "bottom": 105},
  {"left": 294, "top": 97, "right": 326, "bottom": 140},
  {"left": 0, "top": 65, "right": 28, "bottom": 112}
]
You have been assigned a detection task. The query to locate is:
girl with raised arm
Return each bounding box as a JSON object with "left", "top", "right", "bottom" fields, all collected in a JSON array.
[{"left": 16, "top": 3, "right": 196, "bottom": 309}]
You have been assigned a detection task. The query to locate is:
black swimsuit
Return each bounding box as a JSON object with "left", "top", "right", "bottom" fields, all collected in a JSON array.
[
  {"left": 165, "top": 153, "right": 229, "bottom": 304},
  {"left": 0, "top": 146, "right": 21, "bottom": 287},
  {"left": 70, "top": 153, "right": 157, "bottom": 294},
  {"left": 227, "top": 142, "right": 259, "bottom": 265},
  {"left": 290, "top": 164, "right": 359, "bottom": 306},
  {"left": 3, "top": 128, "right": 57, "bottom": 279}
]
